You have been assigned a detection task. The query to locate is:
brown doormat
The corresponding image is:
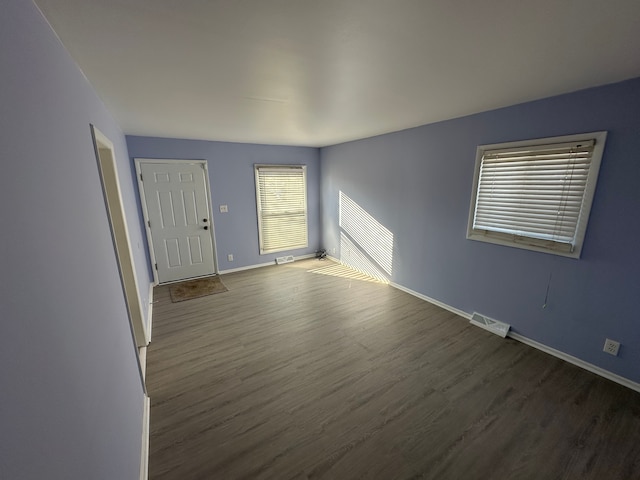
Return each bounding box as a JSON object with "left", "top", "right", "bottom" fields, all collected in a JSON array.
[{"left": 169, "top": 276, "right": 228, "bottom": 303}]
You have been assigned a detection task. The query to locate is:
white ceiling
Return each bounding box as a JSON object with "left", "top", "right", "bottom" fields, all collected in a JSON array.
[{"left": 35, "top": 0, "right": 640, "bottom": 147}]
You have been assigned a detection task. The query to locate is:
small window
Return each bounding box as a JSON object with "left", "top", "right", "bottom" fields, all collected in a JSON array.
[
  {"left": 467, "top": 132, "right": 606, "bottom": 258},
  {"left": 255, "top": 165, "right": 308, "bottom": 254}
]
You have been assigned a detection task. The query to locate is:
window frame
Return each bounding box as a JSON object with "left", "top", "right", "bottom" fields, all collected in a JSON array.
[
  {"left": 255, "top": 164, "right": 308, "bottom": 255},
  {"left": 466, "top": 131, "right": 607, "bottom": 258}
]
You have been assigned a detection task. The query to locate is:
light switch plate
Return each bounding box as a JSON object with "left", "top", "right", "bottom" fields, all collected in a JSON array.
[{"left": 219, "top": 204, "right": 228, "bottom": 213}]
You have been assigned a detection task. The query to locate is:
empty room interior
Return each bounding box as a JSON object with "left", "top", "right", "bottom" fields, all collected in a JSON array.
[{"left": 2, "top": 1, "right": 640, "bottom": 479}]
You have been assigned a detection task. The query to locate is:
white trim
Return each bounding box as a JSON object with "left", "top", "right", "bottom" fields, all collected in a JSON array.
[
  {"left": 92, "top": 127, "right": 148, "bottom": 352},
  {"left": 146, "top": 282, "right": 154, "bottom": 344},
  {"left": 390, "top": 282, "right": 470, "bottom": 319},
  {"left": 139, "top": 395, "right": 151, "bottom": 480},
  {"left": 295, "top": 253, "right": 316, "bottom": 261},
  {"left": 134, "top": 161, "right": 159, "bottom": 285},
  {"left": 202, "top": 162, "right": 220, "bottom": 275},
  {"left": 219, "top": 253, "right": 316, "bottom": 274},
  {"left": 389, "top": 281, "right": 640, "bottom": 393},
  {"left": 219, "top": 262, "right": 275, "bottom": 274},
  {"left": 138, "top": 346, "right": 147, "bottom": 381},
  {"left": 507, "top": 332, "right": 640, "bottom": 393}
]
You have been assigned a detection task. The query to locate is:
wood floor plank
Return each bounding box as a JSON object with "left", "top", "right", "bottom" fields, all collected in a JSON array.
[{"left": 146, "top": 259, "right": 640, "bottom": 480}]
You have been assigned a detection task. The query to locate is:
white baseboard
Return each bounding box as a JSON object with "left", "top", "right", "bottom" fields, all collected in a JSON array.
[
  {"left": 219, "top": 253, "right": 317, "bottom": 275},
  {"left": 295, "top": 253, "right": 317, "bottom": 261},
  {"left": 146, "top": 282, "right": 154, "bottom": 344},
  {"left": 390, "top": 282, "right": 640, "bottom": 393},
  {"left": 390, "top": 282, "right": 471, "bottom": 320},
  {"left": 139, "top": 395, "right": 150, "bottom": 480},
  {"left": 219, "top": 261, "right": 277, "bottom": 274},
  {"left": 138, "top": 346, "right": 147, "bottom": 382},
  {"left": 507, "top": 332, "right": 640, "bottom": 393}
]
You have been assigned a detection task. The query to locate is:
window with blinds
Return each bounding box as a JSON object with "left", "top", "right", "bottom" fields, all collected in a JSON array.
[
  {"left": 467, "top": 132, "right": 606, "bottom": 258},
  {"left": 255, "top": 165, "right": 308, "bottom": 254}
]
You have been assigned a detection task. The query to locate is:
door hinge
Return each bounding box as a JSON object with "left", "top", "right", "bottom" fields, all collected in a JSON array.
[
  {"left": 147, "top": 220, "right": 151, "bottom": 228},
  {"left": 140, "top": 173, "right": 143, "bottom": 181},
  {"left": 155, "top": 263, "right": 158, "bottom": 270}
]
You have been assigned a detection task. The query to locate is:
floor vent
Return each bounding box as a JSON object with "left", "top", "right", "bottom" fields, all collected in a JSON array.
[
  {"left": 276, "top": 255, "right": 295, "bottom": 265},
  {"left": 470, "top": 312, "right": 510, "bottom": 338}
]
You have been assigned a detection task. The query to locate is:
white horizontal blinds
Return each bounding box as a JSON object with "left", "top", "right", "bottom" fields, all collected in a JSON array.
[
  {"left": 472, "top": 140, "right": 595, "bottom": 250},
  {"left": 256, "top": 166, "right": 308, "bottom": 254}
]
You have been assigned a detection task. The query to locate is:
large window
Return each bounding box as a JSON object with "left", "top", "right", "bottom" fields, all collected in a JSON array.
[
  {"left": 255, "top": 165, "right": 308, "bottom": 254},
  {"left": 467, "top": 132, "right": 607, "bottom": 258}
]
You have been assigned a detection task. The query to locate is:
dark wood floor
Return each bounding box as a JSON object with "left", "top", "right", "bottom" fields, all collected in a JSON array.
[{"left": 147, "top": 259, "right": 640, "bottom": 480}]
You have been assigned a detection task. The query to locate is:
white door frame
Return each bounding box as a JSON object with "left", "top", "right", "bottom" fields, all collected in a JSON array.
[
  {"left": 135, "top": 158, "right": 219, "bottom": 285},
  {"left": 91, "top": 126, "right": 149, "bottom": 353}
]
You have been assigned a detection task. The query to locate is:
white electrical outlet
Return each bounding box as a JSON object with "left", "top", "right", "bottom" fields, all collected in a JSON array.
[
  {"left": 332, "top": 247, "right": 336, "bottom": 254},
  {"left": 603, "top": 338, "right": 620, "bottom": 356},
  {"left": 227, "top": 254, "right": 233, "bottom": 262}
]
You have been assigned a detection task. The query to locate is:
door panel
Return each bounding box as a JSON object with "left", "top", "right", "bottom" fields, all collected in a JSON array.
[{"left": 140, "top": 162, "right": 215, "bottom": 283}]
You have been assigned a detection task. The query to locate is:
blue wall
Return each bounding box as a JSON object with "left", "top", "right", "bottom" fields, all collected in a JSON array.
[
  {"left": 320, "top": 78, "right": 640, "bottom": 383},
  {"left": 0, "top": 1, "right": 149, "bottom": 478},
  {"left": 126, "top": 136, "right": 321, "bottom": 271},
  {"left": 6, "top": 0, "right": 636, "bottom": 476}
]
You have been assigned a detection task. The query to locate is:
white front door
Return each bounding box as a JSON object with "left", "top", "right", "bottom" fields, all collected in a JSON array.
[{"left": 138, "top": 161, "right": 216, "bottom": 283}]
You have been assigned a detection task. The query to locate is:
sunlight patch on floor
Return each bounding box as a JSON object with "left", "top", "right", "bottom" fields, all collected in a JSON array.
[
  {"left": 307, "top": 262, "right": 386, "bottom": 284},
  {"left": 339, "top": 233, "right": 390, "bottom": 283}
]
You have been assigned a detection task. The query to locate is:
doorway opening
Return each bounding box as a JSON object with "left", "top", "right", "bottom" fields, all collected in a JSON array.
[{"left": 91, "top": 126, "right": 149, "bottom": 351}]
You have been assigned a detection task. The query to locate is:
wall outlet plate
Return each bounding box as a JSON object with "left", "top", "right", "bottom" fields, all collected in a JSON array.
[
  {"left": 603, "top": 338, "right": 620, "bottom": 356},
  {"left": 227, "top": 254, "right": 233, "bottom": 262}
]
